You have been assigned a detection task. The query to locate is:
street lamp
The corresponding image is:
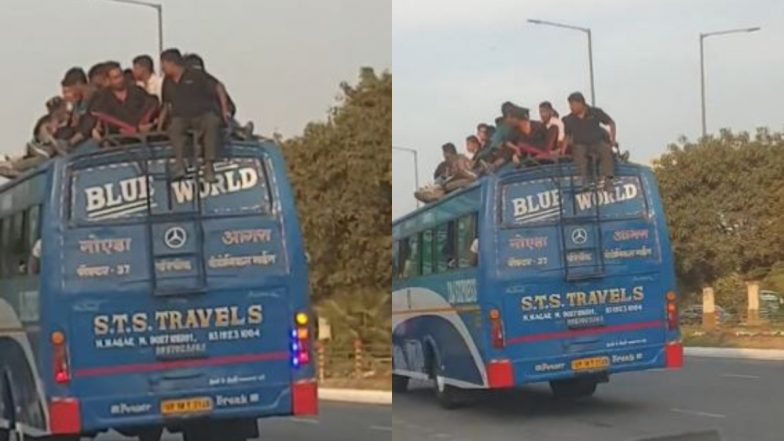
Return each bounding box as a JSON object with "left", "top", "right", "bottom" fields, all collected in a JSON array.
[
  {"left": 392, "top": 146, "right": 420, "bottom": 208},
  {"left": 528, "top": 18, "right": 595, "bottom": 105},
  {"left": 699, "top": 27, "right": 760, "bottom": 138},
  {"left": 100, "top": 0, "right": 164, "bottom": 55}
]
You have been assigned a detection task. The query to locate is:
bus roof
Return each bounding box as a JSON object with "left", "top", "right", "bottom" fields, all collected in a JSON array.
[{"left": 393, "top": 160, "right": 651, "bottom": 226}]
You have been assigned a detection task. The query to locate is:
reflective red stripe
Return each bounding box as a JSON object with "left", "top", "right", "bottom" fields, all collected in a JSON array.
[
  {"left": 505, "top": 320, "right": 663, "bottom": 345},
  {"left": 73, "top": 351, "right": 289, "bottom": 378},
  {"left": 486, "top": 360, "right": 514, "bottom": 388},
  {"left": 49, "top": 398, "right": 80, "bottom": 434},
  {"left": 292, "top": 380, "right": 318, "bottom": 415},
  {"left": 665, "top": 342, "right": 683, "bottom": 368}
]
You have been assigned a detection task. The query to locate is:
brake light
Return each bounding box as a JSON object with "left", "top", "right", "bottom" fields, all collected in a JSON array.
[
  {"left": 666, "top": 291, "right": 678, "bottom": 331},
  {"left": 51, "top": 331, "right": 70, "bottom": 384},
  {"left": 489, "top": 309, "right": 504, "bottom": 348},
  {"left": 291, "top": 312, "right": 311, "bottom": 368}
]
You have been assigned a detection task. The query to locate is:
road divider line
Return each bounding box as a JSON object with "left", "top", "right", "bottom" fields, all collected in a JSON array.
[
  {"left": 319, "top": 388, "right": 392, "bottom": 405},
  {"left": 290, "top": 417, "right": 320, "bottom": 424},
  {"left": 686, "top": 346, "right": 784, "bottom": 361},
  {"left": 721, "top": 373, "right": 760, "bottom": 379},
  {"left": 670, "top": 408, "right": 726, "bottom": 419},
  {"left": 370, "top": 425, "right": 393, "bottom": 432}
]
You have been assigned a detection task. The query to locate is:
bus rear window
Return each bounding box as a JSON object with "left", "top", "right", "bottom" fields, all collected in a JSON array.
[
  {"left": 70, "top": 157, "right": 272, "bottom": 223},
  {"left": 500, "top": 175, "right": 647, "bottom": 226}
]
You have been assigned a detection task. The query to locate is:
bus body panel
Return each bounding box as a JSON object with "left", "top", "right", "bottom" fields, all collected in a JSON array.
[
  {"left": 0, "top": 141, "right": 314, "bottom": 437},
  {"left": 392, "top": 163, "right": 680, "bottom": 392}
]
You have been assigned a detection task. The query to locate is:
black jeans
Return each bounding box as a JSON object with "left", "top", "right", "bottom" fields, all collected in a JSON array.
[
  {"left": 168, "top": 112, "right": 222, "bottom": 167},
  {"left": 573, "top": 140, "right": 614, "bottom": 180}
]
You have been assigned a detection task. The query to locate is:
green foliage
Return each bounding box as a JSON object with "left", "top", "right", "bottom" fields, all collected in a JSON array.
[
  {"left": 655, "top": 128, "right": 784, "bottom": 295},
  {"left": 713, "top": 272, "right": 745, "bottom": 314},
  {"left": 281, "top": 68, "right": 391, "bottom": 349}
]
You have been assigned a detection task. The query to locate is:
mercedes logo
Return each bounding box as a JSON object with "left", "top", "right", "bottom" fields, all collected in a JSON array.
[
  {"left": 571, "top": 228, "right": 588, "bottom": 245},
  {"left": 164, "top": 226, "right": 187, "bottom": 249}
]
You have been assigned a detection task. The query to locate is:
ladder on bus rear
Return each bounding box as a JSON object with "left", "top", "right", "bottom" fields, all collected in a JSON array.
[
  {"left": 551, "top": 160, "right": 607, "bottom": 281},
  {"left": 136, "top": 134, "right": 209, "bottom": 296}
]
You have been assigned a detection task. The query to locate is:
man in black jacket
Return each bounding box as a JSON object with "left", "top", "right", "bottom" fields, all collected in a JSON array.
[{"left": 562, "top": 92, "right": 616, "bottom": 189}]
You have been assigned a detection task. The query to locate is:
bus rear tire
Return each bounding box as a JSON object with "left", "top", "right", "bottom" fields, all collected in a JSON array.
[
  {"left": 137, "top": 426, "right": 163, "bottom": 441},
  {"left": 433, "top": 376, "right": 464, "bottom": 410},
  {"left": 0, "top": 372, "right": 12, "bottom": 441},
  {"left": 549, "top": 378, "right": 598, "bottom": 400},
  {"left": 392, "top": 374, "right": 409, "bottom": 393}
]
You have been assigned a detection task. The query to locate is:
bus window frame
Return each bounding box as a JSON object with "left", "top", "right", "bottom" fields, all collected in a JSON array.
[
  {"left": 64, "top": 150, "right": 276, "bottom": 228},
  {"left": 395, "top": 211, "right": 479, "bottom": 281}
]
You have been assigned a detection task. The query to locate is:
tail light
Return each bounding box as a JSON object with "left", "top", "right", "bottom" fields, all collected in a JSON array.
[
  {"left": 291, "top": 312, "right": 311, "bottom": 368},
  {"left": 666, "top": 291, "right": 678, "bottom": 331},
  {"left": 51, "top": 331, "right": 71, "bottom": 384},
  {"left": 489, "top": 309, "right": 504, "bottom": 348}
]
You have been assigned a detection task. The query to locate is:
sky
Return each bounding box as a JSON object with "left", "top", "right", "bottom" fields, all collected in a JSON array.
[
  {"left": 0, "top": 0, "right": 390, "bottom": 154},
  {"left": 392, "top": 0, "right": 784, "bottom": 218}
]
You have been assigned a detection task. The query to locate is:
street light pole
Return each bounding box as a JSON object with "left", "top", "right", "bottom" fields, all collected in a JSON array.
[
  {"left": 699, "top": 26, "right": 760, "bottom": 138},
  {"left": 100, "top": 0, "right": 163, "bottom": 54},
  {"left": 392, "top": 146, "right": 420, "bottom": 208},
  {"left": 528, "top": 18, "right": 595, "bottom": 105}
]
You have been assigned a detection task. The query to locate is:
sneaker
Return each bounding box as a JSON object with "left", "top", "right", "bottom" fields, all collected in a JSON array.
[
  {"left": 203, "top": 162, "right": 218, "bottom": 183},
  {"left": 171, "top": 162, "right": 187, "bottom": 180}
]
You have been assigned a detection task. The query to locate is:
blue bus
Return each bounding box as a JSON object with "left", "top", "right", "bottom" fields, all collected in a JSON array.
[
  {"left": 0, "top": 136, "right": 316, "bottom": 441},
  {"left": 392, "top": 161, "right": 682, "bottom": 408}
]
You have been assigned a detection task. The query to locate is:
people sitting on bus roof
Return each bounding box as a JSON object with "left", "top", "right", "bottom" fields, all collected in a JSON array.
[
  {"left": 562, "top": 91, "right": 617, "bottom": 189},
  {"left": 157, "top": 48, "right": 226, "bottom": 182},
  {"left": 504, "top": 105, "right": 551, "bottom": 166},
  {"left": 88, "top": 62, "right": 111, "bottom": 89},
  {"left": 465, "top": 135, "right": 480, "bottom": 160},
  {"left": 539, "top": 101, "right": 566, "bottom": 155},
  {"left": 123, "top": 68, "right": 135, "bottom": 86},
  {"left": 414, "top": 143, "right": 477, "bottom": 203},
  {"left": 0, "top": 97, "right": 73, "bottom": 178},
  {"left": 472, "top": 102, "right": 520, "bottom": 173},
  {"left": 87, "top": 61, "right": 159, "bottom": 136},
  {"left": 476, "top": 123, "right": 491, "bottom": 151},
  {"left": 61, "top": 67, "right": 102, "bottom": 146},
  {"left": 132, "top": 54, "right": 163, "bottom": 101}
]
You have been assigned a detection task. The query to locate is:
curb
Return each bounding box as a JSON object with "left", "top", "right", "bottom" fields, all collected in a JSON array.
[
  {"left": 686, "top": 346, "right": 784, "bottom": 361},
  {"left": 319, "top": 388, "right": 392, "bottom": 405}
]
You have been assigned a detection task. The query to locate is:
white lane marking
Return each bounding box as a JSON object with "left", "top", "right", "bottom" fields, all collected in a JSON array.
[
  {"left": 721, "top": 373, "right": 760, "bottom": 379},
  {"left": 370, "top": 425, "right": 393, "bottom": 432},
  {"left": 290, "top": 417, "right": 320, "bottom": 424},
  {"left": 670, "top": 408, "right": 727, "bottom": 419}
]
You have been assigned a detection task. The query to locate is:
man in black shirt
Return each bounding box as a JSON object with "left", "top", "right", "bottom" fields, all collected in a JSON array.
[
  {"left": 89, "top": 61, "right": 158, "bottom": 135},
  {"left": 158, "top": 49, "right": 230, "bottom": 181},
  {"left": 562, "top": 92, "right": 616, "bottom": 188},
  {"left": 505, "top": 105, "right": 549, "bottom": 165}
]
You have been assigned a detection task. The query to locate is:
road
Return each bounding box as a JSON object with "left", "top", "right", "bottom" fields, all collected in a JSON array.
[
  {"left": 393, "top": 357, "right": 783, "bottom": 441},
  {"left": 94, "top": 401, "right": 391, "bottom": 441}
]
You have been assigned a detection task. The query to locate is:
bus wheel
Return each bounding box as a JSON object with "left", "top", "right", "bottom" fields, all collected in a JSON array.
[
  {"left": 433, "top": 375, "right": 464, "bottom": 409},
  {"left": 0, "top": 373, "right": 13, "bottom": 441},
  {"left": 392, "top": 374, "right": 409, "bottom": 393},
  {"left": 549, "top": 378, "right": 598, "bottom": 400},
  {"left": 138, "top": 426, "right": 163, "bottom": 441}
]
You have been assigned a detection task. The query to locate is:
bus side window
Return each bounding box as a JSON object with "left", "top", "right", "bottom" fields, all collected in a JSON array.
[
  {"left": 458, "top": 213, "right": 478, "bottom": 268},
  {"left": 435, "top": 222, "right": 456, "bottom": 272},
  {"left": 1, "top": 215, "right": 14, "bottom": 277},
  {"left": 403, "top": 235, "right": 420, "bottom": 278},
  {"left": 397, "top": 238, "right": 410, "bottom": 279},
  {"left": 13, "top": 211, "right": 27, "bottom": 275},
  {"left": 27, "top": 206, "right": 41, "bottom": 275},
  {"left": 421, "top": 229, "right": 434, "bottom": 276},
  {"left": 392, "top": 240, "right": 400, "bottom": 278}
]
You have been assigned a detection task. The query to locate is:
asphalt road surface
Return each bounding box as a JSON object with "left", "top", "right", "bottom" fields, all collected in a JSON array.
[
  {"left": 93, "top": 401, "right": 391, "bottom": 441},
  {"left": 393, "top": 357, "right": 783, "bottom": 441}
]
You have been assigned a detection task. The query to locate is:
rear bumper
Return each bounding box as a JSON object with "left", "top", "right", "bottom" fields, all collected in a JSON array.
[
  {"left": 55, "top": 381, "right": 316, "bottom": 433},
  {"left": 489, "top": 342, "right": 682, "bottom": 388}
]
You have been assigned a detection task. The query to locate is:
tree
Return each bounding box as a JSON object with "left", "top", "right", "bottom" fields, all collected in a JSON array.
[
  {"left": 655, "top": 128, "right": 784, "bottom": 302},
  {"left": 281, "top": 68, "right": 391, "bottom": 348}
]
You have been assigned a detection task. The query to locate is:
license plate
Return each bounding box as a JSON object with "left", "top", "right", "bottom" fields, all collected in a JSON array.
[
  {"left": 571, "top": 356, "right": 610, "bottom": 371},
  {"left": 160, "top": 397, "right": 213, "bottom": 416}
]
